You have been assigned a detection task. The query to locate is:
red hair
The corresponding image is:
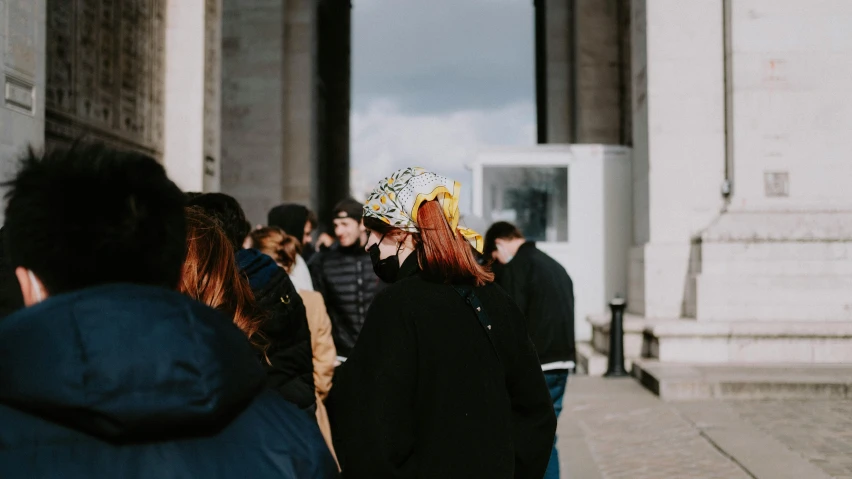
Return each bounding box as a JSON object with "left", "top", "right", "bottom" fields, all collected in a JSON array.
[
  {"left": 179, "top": 207, "right": 267, "bottom": 351},
  {"left": 364, "top": 200, "right": 493, "bottom": 286}
]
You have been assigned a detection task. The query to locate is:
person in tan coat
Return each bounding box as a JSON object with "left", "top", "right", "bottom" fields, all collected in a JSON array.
[{"left": 250, "top": 228, "right": 338, "bottom": 465}]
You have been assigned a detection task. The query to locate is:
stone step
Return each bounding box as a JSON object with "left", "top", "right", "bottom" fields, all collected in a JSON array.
[
  {"left": 575, "top": 341, "right": 608, "bottom": 376},
  {"left": 699, "top": 241, "right": 852, "bottom": 276},
  {"left": 645, "top": 320, "right": 852, "bottom": 363},
  {"left": 632, "top": 359, "right": 852, "bottom": 400},
  {"left": 695, "top": 273, "right": 852, "bottom": 321},
  {"left": 587, "top": 312, "right": 649, "bottom": 359}
]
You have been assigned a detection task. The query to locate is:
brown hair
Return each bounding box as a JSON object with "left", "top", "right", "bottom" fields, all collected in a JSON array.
[
  {"left": 249, "top": 227, "right": 302, "bottom": 273},
  {"left": 179, "top": 207, "right": 267, "bottom": 350},
  {"left": 364, "top": 200, "right": 494, "bottom": 286}
]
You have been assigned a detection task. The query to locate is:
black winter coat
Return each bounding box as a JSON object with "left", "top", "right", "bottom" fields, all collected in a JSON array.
[
  {"left": 0, "top": 284, "right": 338, "bottom": 479},
  {"left": 237, "top": 248, "right": 316, "bottom": 410},
  {"left": 494, "top": 242, "right": 576, "bottom": 365},
  {"left": 328, "top": 256, "right": 556, "bottom": 479},
  {"left": 308, "top": 243, "right": 385, "bottom": 357}
]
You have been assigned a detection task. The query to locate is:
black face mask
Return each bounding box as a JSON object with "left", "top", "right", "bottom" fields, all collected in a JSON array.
[{"left": 368, "top": 233, "right": 405, "bottom": 283}]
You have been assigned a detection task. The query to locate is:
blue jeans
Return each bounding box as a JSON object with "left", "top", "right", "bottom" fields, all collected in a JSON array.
[{"left": 543, "top": 370, "right": 569, "bottom": 479}]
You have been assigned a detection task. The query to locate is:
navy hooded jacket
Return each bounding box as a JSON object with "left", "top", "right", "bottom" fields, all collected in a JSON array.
[{"left": 0, "top": 284, "right": 338, "bottom": 479}]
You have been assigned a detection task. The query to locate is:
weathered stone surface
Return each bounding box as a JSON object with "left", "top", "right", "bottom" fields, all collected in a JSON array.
[{"left": 45, "top": 0, "right": 166, "bottom": 157}]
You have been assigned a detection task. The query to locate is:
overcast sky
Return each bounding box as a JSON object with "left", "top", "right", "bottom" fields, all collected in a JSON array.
[{"left": 350, "top": 0, "right": 536, "bottom": 212}]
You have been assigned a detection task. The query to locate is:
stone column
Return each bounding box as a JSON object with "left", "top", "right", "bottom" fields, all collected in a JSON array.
[
  {"left": 573, "top": 0, "right": 622, "bottom": 144},
  {"left": 0, "top": 0, "right": 47, "bottom": 223},
  {"left": 316, "top": 0, "right": 351, "bottom": 225},
  {"left": 220, "top": 0, "right": 319, "bottom": 225},
  {"left": 281, "top": 0, "right": 319, "bottom": 208},
  {"left": 535, "top": 0, "right": 626, "bottom": 145},
  {"left": 627, "top": 0, "right": 727, "bottom": 318},
  {"left": 221, "top": 0, "right": 288, "bottom": 224},
  {"left": 536, "top": 0, "right": 573, "bottom": 143},
  {"left": 163, "top": 0, "right": 221, "bottom": 193}
]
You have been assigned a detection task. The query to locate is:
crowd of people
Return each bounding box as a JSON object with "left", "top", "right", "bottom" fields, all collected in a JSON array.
[{"left": 0, "top": 144, "right": 576, "bottom": 479}]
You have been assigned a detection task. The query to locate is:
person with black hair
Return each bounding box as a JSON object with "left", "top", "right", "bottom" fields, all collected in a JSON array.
[
  {"left": 187, "top": 193, "right": 317, "bottom": 412},
  {"left": 484, "top": 221, "right": 575, "bottom": 479},
  {"left": 268, "top": 203, "right": 320, "bottom": 262},
  {"left": 308, "top": 198, "right": 386, "bottom": 363},
  {"left": 0, "top": 144, "right": 338, "bottom": 478}
]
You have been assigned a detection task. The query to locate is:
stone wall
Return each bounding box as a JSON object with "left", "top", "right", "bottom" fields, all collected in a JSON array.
[
  {"left": 627, "top": 0, "right": 727, "bottom": 318},
  {"left": 0, "top": 0, "right": 46, "bottom": 223},
  {"left": 44, "top": 0, "right": 165, "bottom": 157}
]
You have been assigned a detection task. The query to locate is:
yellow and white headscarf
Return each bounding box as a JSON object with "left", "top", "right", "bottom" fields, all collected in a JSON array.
[{"left": 363, "top": 167, "right": 484, "bottom": 253}]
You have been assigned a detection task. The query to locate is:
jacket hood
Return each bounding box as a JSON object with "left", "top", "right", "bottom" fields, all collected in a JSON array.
[
  {"left": 0, "top": 284, "right": 265, "bottom": 442},
  {"left": 236, "top": 248, "right": 281, "bottom": 290}
]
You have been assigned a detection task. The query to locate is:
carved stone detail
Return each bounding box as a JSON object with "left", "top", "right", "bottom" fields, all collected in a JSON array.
[{"left": 45, "top": 0, "right": 166, "bottom": 157}]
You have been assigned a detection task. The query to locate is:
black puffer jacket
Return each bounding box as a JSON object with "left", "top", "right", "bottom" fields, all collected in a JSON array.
[
  {"left": 308, "top": 243, "right": 385, "bottom": 358},
  {"left": 237, "top": 249, "right": 316, "bottom": 411}
]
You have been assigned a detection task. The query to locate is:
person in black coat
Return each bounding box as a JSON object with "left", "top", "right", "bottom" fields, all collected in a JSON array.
[
  {"left": 0, "top": 144, "right": 337, "bottom": 478},
  {"left": 308, "top": 198, "right": 385, "bottom": 362},
  {"left": 484, "top": 221, "right": 576, "bottom": 479},
  {"left": 328, "top": 168, "right": 555, "bottom": 478},
  {"left": 188, "top": 193, "right": 316, "bottom": 412}
]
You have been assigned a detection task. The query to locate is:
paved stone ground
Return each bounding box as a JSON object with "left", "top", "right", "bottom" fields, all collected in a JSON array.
[
  {"left": 728, "top": 400, "right": 852, "bottom": 478},
  {"left": 557, "top": 377, "right": 852, "bottom": 478}
]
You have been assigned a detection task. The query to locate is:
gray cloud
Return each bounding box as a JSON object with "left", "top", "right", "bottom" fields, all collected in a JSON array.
[{"left": 352, "top": 0, "right": 535, "bottom": 114}]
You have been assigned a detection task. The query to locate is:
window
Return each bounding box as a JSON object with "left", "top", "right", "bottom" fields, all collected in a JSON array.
[{"left": 482, "top": 166, "right": 568, "bottom": 242}]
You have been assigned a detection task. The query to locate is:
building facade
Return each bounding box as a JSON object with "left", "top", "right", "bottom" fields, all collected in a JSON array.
[
  {"left": 536, "top": 0, "right": 852, "bottom": 363},
  {"left": 3, "top": 1, "right": 851, "bottom": 362}
]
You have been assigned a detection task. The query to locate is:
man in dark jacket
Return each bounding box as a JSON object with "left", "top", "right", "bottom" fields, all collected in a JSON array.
[
  {"left": 0, "top": 144, "right": 337, "bottom": 478},
  {"left": 485, "top": 221, "right": 575, "bottom": 479},
  {"left": 309, "top": 198, "right": 385, "bottom": 362},
  {"left": 187, "top": 193, "right": 316, "bottom": 412}
]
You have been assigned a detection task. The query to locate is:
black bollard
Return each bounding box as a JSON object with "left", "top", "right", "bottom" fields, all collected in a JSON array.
[{"left": 604, "top": 295, "right": 629, "bottom": 378}]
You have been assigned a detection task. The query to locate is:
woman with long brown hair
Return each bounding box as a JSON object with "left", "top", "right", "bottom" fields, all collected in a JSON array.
[
  {"left": 179, "top": 207, "right": 266, "bottom": 350},
  {"left": 328, "top": 168, "right": 556, "bottom": 479}
]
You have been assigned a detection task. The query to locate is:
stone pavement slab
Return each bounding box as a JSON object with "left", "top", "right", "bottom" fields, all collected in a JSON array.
[
  {"left": 558, "top": 376, "right": 852, "bottom": 478},
  {"left": 557, "top": 377, "right": 752, "bottom": 478}
]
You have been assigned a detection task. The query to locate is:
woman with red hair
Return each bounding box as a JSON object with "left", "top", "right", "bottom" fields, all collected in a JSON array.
[
  {"left": 328, "top": 168, "right": 556, "bottom": 479},
  {"left": 179, "top": 207, "right": 267, "bottom": 350}
]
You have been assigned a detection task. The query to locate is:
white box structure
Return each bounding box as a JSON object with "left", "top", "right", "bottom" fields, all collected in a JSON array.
[{"left": 470, "top": 145, "right": 632, "bottom": 342}]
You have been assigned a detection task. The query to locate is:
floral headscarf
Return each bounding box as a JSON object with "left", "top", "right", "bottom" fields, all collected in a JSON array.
[{"left": 364, "top": 167, "right": 484, "bottom": 253}]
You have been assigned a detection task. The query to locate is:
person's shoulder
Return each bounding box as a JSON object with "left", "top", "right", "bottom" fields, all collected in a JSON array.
[
  {"left": 366, "top": 275, "right": 432, "bottom": 313},
  {"left": 221, "top": 390, "right": 338, "bottom": 475}
]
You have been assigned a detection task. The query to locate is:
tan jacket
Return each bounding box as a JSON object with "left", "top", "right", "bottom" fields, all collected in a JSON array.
[{"left": 300, "top": 290, "right": 338, "bottom": 465}]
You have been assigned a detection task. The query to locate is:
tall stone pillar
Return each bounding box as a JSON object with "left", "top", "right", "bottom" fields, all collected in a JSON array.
[
  {"left": 535, "top": 0, "right": 626, "bottom": 144},
  {"left": 163, "top": 0, "right": 221, "bottom": 193},
  {"left": 0, "top": 0, "right": 47, "bottom": 223},
  {"left": 535, "top": 0, "right": 572, "bottom": 143},
  {"left": 316, "top": 0, "right": 351, "bottom": 225},
  {"left": 282, "top": 0, "right": 319, "bottom": 208},
  {"left": 627, "top": 0, "right": 726, "bottom": 318},
  {"left": 220, "top": 0, "right": 319, "bottom": 225}
]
